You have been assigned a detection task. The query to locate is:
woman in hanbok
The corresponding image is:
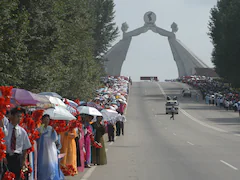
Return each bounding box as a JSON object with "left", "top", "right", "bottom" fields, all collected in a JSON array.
[
  {"left": 37, "top": 114, "right": 60, "bottom": 180},
  {"left": 77, "top": 126, "right": 85, "bottom": 172},
  {"left": 91, "top": 116, "right": 107, "bottom": 165},
  {"left": 60, "top": 127, "right": 78, "bottom": 175},
  {"left": 82, "top": 114, "right": 94, "bottom": 168},
  {"left": 56, "top": 134, "right": 65, "bottom": 180},
  {"left": 75, "top": 128, "right": 81, "bottom": 170}
]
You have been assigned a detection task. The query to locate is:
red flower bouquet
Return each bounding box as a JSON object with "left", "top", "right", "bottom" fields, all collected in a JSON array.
[
  {"left": 60, "top": 164, "right": 77, "bottom": 176},
  {"left": 0, "top": 86, "right": 12, "bottom": 161},
  {"left": 2, "top": 171, "right": 16, "bottom": 180}
]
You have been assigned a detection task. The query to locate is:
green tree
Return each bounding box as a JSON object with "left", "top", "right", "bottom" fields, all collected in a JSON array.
[
  {"left": 208, "top": 0, "right": 240, "bottom": 87},
  {"left": 0, "top": 0, "right": 28, "bottom": 86},
  {"left": 19, "top": 0, "right": 59, "bottom": 91},
  {"left": 52, "top": 0, "right": 103, "bottom": 100},
  {"left": 0, "top": 0, "right": 118, "bottom": 99},
  {"left": 91, "top": 0, "right": 119, "bottom": 59}
]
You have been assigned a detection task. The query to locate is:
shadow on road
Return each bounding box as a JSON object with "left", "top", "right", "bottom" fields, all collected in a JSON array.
[
  {"left": 232, "top": 131, "right": 240, "bottom": 134},
  {"left": 155, "top": 113, "right": 167, "bottom": 116},
  {"left": 110, "top": 145, "right": 140, "bottom": 148},
  {"left": 207, "top": 117, "right": 240, "bottom": 124},
  {"left": 143, "top": 94, "right": 165, "bottom": 98},
  {"left": 183, "top": 106, "right": 222, "bottom": 111}
]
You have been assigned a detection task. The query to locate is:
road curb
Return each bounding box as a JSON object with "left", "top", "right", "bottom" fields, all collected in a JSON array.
[{"left": 124, "top": 83, "right": 131, "bottom": 115}]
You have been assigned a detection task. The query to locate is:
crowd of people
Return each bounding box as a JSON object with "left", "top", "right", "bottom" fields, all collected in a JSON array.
[
  {"left": 0, "top": 76, "right": 130, "bottom": 180},
  {"left": 180, "top": 76, "right": 240, "bottom": 113}
]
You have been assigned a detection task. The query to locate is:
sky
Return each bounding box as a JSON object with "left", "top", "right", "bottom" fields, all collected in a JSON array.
[{"left": 112, "top": 0, "right": 218, "bottom": 81}]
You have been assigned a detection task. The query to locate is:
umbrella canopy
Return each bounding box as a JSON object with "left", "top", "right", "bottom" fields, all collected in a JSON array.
[
  {"left": 87, "top": 102, "right": 103, "bottom": 111},
  {"left": 65, "top": 99, "right": 78, "bottom": 108},
  {"left": 101, "top": 109, "right": 118, "bottom": 122},
  {"left": 66, "top": 105, "right": 78, "bottom": 116},
  {"left": 39, "top": 92, "right": 63, "bottom": 100},
  {"left": 117, "top": 99, "right": 127, "bottom": 105},
  {"left": 46, "top": 96, "right": 67, "bottom": 109},
  {"left": 11, "top": 88, "right": 50, "bottom": 106},
  {"left": 77, "top": 106, "right": 102, "bottom": 116},
  {"left": 44, "top": 106, "right": 76, "bottom": 120}
]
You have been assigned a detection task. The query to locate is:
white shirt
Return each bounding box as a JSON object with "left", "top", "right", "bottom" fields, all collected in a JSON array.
[
  {"left": 225, "top": 101, "right": 229, "bottom": 107},
  {"left": 4, "top": 123, "right": 32, "bottom": 154},
  {"left": 115, "top": 115, "right": 126, "bottom": 122}
]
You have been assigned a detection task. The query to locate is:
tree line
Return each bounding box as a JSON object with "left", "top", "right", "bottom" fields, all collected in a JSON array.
[
  {"left": 0, "top": 0, "right": 119, "bottom": 100},
  {"left": 208, "top": 0, "right": 240, "bottom": 87}
]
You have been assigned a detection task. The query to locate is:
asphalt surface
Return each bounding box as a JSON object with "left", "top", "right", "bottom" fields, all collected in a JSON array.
[{"left": 67, "top": 82, "right": 240, "bottom": 180}]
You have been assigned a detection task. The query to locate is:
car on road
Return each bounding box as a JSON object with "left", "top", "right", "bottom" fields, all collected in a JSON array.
[
  {"left": 182, "top": 88, "right": 192, "bottom": 97},
  {"left": 165, "top": 100, "right": 179, "bottom": 114}
]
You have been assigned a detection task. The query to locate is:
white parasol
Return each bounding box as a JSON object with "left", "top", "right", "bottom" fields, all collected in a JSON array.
[
  {"left": 46, "top": 96, "right": 67, "bottom": 109},
  {"left": 44, "top": 106, "right": 76, "bottom": 120},
  {"left": 77, "top": 106, "right": 102, "bottom": 116},
  {"left": 101, "top": 109, "right": 119, "bottom": 122}
]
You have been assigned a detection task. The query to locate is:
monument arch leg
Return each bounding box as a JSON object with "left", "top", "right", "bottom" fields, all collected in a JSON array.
[
  {"left": 168, "top": 37, "right": 187, "bottom": 77},
  {"left": 105, "top": 38, "right": 132, "bottom": 76}
]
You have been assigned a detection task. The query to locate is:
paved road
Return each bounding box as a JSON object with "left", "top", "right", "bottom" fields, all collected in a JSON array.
[{"left": 69, "top": 82, "right": 240, "bottom": 180}]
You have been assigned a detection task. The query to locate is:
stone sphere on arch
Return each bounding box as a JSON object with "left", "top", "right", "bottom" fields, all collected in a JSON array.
[{"left": 144, "top": 11, "right": 157, "bottom": 24}]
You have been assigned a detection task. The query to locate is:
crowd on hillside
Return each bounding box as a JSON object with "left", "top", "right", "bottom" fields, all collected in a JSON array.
[
  {"left": 180, "top": 76, "right": 240, "bottom": 113},
  {"left": 0, "top": 76, "right": 130, "bottom": 180}
]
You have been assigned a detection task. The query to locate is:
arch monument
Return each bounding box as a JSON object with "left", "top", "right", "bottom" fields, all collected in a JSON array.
[{"left": 104, "top": 11, "right": 209, "bottom": 77}]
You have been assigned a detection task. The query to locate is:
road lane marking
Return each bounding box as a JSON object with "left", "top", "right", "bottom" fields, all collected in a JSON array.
[
  {"left": 155, "top": 82, "right": 228, "bottom": 133},
  {"left": 105, "top": 148, "right": 108, "bottom": 152},
  {"left": 187, "top": 141, "right": 194, "bottom": 146},
  {"left": 156, "top": 83, "right": 166, "bottom": 97},
  {"left": 109, "top": 142, "right": 113, "bottom": 145},
  {"left": 80, "top": 166, "right": 97, "bottom": 180},
  {"left": 220, "top": 160, "right": 238, "bottom": 170},
  {"left": 180, "top": 109, "right": 227, "bottom": 133},
  {"left": 173, "top": 133, "right": 177, "bottom": 136},
  {"left": 115, "top": 136, "right": 118, "bottom": 140},
  {"left": 234, "top": 134, "right": 240, "bottom": 137},
  {"left": 124, "top": 87, "right": 130, "bottom": 115}
]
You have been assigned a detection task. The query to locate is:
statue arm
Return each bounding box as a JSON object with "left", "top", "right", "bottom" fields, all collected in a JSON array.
[
  {"left": 151, "top": 26, "right": 175, "bottom": 37},
  {"left": 123, "top": 26, "right": 148, "bottom": 38}
]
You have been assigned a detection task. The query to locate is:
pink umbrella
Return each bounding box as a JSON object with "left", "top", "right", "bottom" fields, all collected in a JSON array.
[{"left": 11, "top": 88, "right": 50, "bottom": 106}]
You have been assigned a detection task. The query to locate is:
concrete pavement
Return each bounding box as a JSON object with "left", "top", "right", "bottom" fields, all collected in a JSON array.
[{"left": 66, "top": 82, "right": 240, "bottom": 180}]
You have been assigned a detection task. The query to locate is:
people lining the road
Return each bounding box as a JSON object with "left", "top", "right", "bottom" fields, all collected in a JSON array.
[
  {"left": 116, "top": 112, "right": 126, "bottom": 136},
  {"left": 107, "top": 120, "right": 115, "bottom": 142},
  {"left": 180, "top": 76, "right": 240, "bottom": 113},
  {"left": 91, "top": 116, "right": 107, "bottom": 165},
  {"left": 0, "top": 76, "right": 130, "bottom": 179}
]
